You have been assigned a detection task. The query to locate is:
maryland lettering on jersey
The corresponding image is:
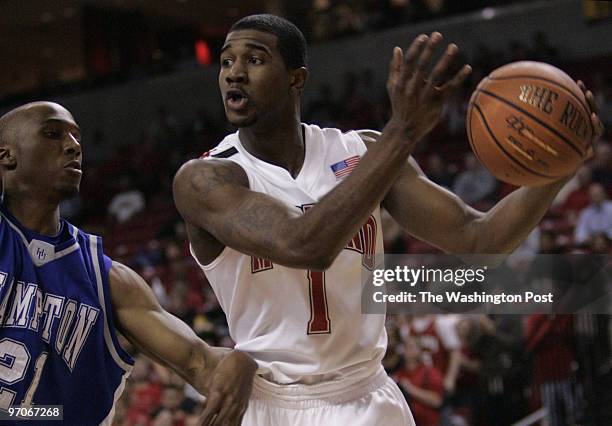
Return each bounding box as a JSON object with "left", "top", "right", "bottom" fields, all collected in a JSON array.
[
  {"left": 251, "top": 257, "right": 273, "bottom": 273},
  {"left": 0, "top": 273, "right": 99, "bottom": 371},
  {"left": 344, "top": 215, "right": 377, "bottom": 270},
  {"left": 251, "top": 204, "right": 378, "bottom": 273}
]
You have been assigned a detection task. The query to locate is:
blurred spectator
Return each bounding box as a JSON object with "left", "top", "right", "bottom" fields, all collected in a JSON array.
[
  {"left": 125, "top": 357, "right": 163, "bottom": 424},
  {"left": 476, "top": 315, "right": 528, "bottom": 425},
  {"left": 529, "top": 31, "right": 559, "bottom": 64},
  {"left": 381, "top": 208, "right": 408, "bottom": 254},
  {"left": 403, "top": 315, "right": 462, "bottom": 395},
  {"left": 108, "top": 175, "right": 146, "bottom": 223},
  {"left": 472, "top": 43, "right": 499, "bottom": 80},
  {"left": 574, "top": 183, "right": 612, "bottom": 244},
  {"left": 191, "top": 106, "right": 216, "bottom": 138},
  {"left": 150, "top": 273, "right": 170, "bottom": 309},
  {"left": 60, "top": 195, "right": 83, "bottom": 222},
  {"left": 131, "top": 239, "right": 165, "bottom": 270},
  {"left": 506, "top": 227, "right": 541, "bottom": 268},
  {"left": 148, "top": 106, "right": 179, "bottom": 148},
  {"left": 525, "top": 315, "right": 576, "bottom": 426},
  {"left": 524, "top": 230, "right": 574, "bottom": 311},
  {"left": 393, "top": 335, "right": 444, "bottom": 426},
  {"left": 590, "top": 232, "right": 611, "bottom": 254},
  {"left": 305, "top": 83, "right": 339, "bottom": 128},
  {"left": 310, "top": 0, "right": 336, "bottom": 42},
  {"left": 452, "top": 153, "right": 497, "bottom": 205},
  {"left": 383, "top": 318, "right": 404, "bottom": 374},
  {"left": 591, "top": 141, "right": 612, "bottom": 189},
  {"left": 335, "top": 3, "right": 366, "bottom": 37},
  {"left": 426, "top": 153, "right": 456, "bottom": 189},
  {"left": 508, "top": 41, "right": 530, "bottom": 63},
  {"left": 151, "top": 385, "right": 187, "bottom": 426},
  {"left": 377, "top": 0, "right": 413, "bottom": 29},
  {"left": 535, "top": 229, "right": 564, "bottom": 255},
  {"left": 553, "top": 165, "right": 593, "bottom": 215},
  {"left": 338, "top": 71, "right": 378, "bottom": 131},
  {"left": 449, "top": 316, "right": 483, "bottom": 425},
  {"left": 441, "top": 92, "right": 467, "bottom": 137}
]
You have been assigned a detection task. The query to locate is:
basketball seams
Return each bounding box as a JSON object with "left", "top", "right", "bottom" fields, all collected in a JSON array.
[
  {"left": 476, "top": 88, "right": 585, "bottom": 157},
  {"left": 466, "top": 96, "right": 489, "bottom": 170},
  {"left": 471, "top": 102, "right": 559, "bottom": 180},
  {"left": 485, "top": 74, "right": 594, "bottom": 134}
]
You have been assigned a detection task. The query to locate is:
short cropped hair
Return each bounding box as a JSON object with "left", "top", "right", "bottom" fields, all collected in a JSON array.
[
  {"left": 0, "top": 110, "right": 15, "bottom": 147},
  {"left": 230, "top": 14, "right": 307, "bottom": 69}
]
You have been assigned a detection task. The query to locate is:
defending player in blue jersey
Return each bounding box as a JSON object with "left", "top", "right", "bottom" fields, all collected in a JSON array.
[{"left": 0, "top": 101, "right": 256, "bottom": 425}]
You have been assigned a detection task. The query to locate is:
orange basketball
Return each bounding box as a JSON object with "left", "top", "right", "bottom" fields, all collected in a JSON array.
[{"left": 466, "top": 61, "right": 594, "bottom": 186}]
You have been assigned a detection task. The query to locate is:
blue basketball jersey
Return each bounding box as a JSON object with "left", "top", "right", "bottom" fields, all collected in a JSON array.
[{"left": 0, "top": 202, "right": 134, "bottom": 425}]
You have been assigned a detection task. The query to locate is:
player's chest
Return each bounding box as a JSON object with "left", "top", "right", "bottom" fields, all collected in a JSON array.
[{"left": 249, "top": 167, "right": 342, "bottom": 207}]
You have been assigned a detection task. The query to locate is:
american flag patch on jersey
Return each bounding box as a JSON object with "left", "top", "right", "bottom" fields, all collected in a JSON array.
[{"left": 330, "top": 155, "right": 360, "bottom": 179}]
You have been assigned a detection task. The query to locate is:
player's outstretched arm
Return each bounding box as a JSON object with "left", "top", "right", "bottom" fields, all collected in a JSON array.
[
  {"left": 173, "top": 32, "right": 471, "bottom": 269},
  {"left": 109, "top": 261, "right": 256, "bottom": 425},
  {"left": 366, "top": 81, "right": 603, "bottom": 254}
]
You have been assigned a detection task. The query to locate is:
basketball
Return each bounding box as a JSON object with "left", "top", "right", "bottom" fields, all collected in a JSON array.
[{"left": 467, "top": 61, "right": 594, "bottom": 186}]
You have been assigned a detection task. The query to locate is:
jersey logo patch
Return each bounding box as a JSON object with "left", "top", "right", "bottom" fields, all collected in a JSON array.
[
  {"left": 28, "top": 240, "right": 55, "bottom": 267},
  {"left": 330, "top": 155, "right": 360, "bottom": 179}
]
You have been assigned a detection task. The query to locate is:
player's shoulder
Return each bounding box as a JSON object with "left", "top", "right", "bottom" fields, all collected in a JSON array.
[
  {"left": 175, "top": 156, "right": 248, "bottom": 190},
  {"left": 173, "top": 156, "right": 249, "bottom": 218},
  {"left": 200, "top": 130, "right": 240, "bottom": 160},
  {"left": 304, "top": 123, "right": 372, "bottom": 155},
  {"left": 108, "top": 260, "right": 157, "bottom": 311},
  {"left": 304, "top": 123, "right": 364, "bottom": 142}
]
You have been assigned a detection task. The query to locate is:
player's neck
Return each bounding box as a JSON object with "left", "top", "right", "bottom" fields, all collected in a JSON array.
[
  {"left": 238, "top": 116, "right": 304, "bottom": 178},
  {"left": 2, "top": 192, "right": 61, "bottom": 236}
]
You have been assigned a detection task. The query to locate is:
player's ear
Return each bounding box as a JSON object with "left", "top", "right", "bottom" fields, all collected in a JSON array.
[
  {"left": 290, "top": 67, "right": 308, "bottom": 95},
  {"left": 0, "top": 146, "right": 17, "bottom": 170}
]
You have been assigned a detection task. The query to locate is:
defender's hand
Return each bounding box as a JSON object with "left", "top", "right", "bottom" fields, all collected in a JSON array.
[
  {"left": 199, "top": 350, "right": 257, "bottom": 426},
  {"left": 577, "top": 80, "right": 605, "bottom": 159},
  {"left": 386, "top": 32, "right": 471, "bottom": 143}
]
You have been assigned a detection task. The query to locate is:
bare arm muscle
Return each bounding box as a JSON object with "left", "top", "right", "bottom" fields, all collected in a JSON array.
[
  {"left": 109, "top": 261, "right": 212, "bottom": 393},
  {"left": 362, "top": 132, "right": 566, "bottom": 254},
  {"left": 383, "top": 156, "right": 483, "bottom": 253},
  {"left": 173, "top": 124, "right": 417, "bottom": 269}
]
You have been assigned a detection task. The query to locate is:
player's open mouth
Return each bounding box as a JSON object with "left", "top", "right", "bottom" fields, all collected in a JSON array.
[
  {"left": 64, "top": 160, "right": 82, "bottom": 175},
  {"left": 226, "top": 89, "right": 249, "bottom": 110}
]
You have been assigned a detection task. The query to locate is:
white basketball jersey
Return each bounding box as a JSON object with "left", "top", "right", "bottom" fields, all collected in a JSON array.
[{"left": 194, "top": 124, "right": 386, "bottom": 384}]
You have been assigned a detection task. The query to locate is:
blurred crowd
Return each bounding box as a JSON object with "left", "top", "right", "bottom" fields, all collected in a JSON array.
[
  {"left": 0, "top": 0, "right": 542, "bottom": 107},
  {"left": 28, "top": 16, "right": 609, "bottom": 426},
  {"left": 289, "top": 0, "right": 535, "bottom": 43}
]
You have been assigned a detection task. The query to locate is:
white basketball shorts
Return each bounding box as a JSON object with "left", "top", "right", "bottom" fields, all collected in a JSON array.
[{"left": 241, "top": 367, "right": 415, "bottom": 426}]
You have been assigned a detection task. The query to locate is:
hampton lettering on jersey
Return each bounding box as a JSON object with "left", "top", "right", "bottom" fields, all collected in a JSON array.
[
  {"left": 252, "top": 211, "right": 378, "bottom": 273},
  {"left": 0, "top": 272, "right": 99, "bottom": 371}
]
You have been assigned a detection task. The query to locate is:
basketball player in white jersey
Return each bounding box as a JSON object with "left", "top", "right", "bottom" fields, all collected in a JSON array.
[{"left": 173, "top": 14, "right": 603, "bottom": 425}]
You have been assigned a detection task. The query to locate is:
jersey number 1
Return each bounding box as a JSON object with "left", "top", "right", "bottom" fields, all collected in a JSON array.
[{"left": 307, "top": 271, "right": 331, "bottom": 334}]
